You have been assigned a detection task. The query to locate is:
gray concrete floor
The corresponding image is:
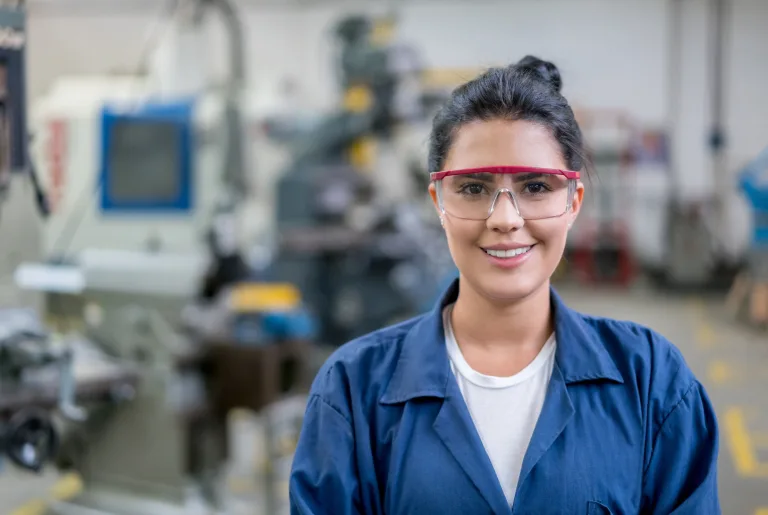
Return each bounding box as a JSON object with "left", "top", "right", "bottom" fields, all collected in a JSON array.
[{"left": 1, "top": 286, "right": 767, "bottom": 514}]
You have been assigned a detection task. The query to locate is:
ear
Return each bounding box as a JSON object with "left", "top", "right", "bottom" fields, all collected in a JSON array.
[
  {"left": 428, "top": 183, "right": 446, "bottom": 227},
  {"left": 428, "top": 182, "right": 441, "bottom": 216},
  {"left": 569, "top": 181, "right": 585, "bottom": 227}
]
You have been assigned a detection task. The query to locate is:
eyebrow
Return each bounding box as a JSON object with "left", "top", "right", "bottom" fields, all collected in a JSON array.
[
  {"left": 512, "top": 173, "right": 550, "bottom": 182},
  {"left": 459, "top": 173, "right": 494, "bottom": 181}
]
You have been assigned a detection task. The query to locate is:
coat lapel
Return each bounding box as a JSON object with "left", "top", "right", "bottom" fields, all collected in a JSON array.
[
  {"left": 433, "top": 379, "right": 512, "bottom": 515},
  {"left": 515, "top": 363, "right": 575, "bottom": 492}
]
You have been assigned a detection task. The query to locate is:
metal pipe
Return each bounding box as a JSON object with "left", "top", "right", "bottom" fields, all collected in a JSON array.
[
  {"left": 667, "top": 0, "right": 683, "bottom": 192},
  {"left": 707, "top": 0, "right": 730, "bottom": 257},
  {"left": 207, "top": 0, "right": 247, "bottom": 203},
  {"left": 204, "top": 0, "right": 245, "bottom": 93},
  {"left": 709, "top": 0, "right": 729, "bottom": 190}
]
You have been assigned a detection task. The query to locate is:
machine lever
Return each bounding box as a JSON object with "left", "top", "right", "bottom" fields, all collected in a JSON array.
[{"left": 58, "top": 347, "right": 86, "bottom": 422}]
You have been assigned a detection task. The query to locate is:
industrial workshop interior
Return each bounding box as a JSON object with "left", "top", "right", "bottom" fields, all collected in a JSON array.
[{"left": 0, "top": 0, "right": 767, "bottom": 513}]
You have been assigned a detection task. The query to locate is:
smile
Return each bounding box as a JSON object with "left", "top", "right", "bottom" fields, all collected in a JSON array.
[{"left": 483, "top": 246, "right": 533, "bottom": 258}]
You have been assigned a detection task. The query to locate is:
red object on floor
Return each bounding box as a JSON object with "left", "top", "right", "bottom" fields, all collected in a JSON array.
[{"left": 569, "top": 220, "right": 635, "bottom": 287}]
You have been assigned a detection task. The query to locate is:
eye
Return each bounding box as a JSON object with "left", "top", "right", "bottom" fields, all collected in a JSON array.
[
  {"left": 459, "top": 183, "right": 486, "bottom": 195},
  {"left": 523, "top": 182, "right": 550, "bottom": 195}
]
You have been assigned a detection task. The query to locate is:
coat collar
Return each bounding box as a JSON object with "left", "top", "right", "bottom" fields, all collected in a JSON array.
[{"left": 380, "top": 278, "right": 623, "bottom": 405}]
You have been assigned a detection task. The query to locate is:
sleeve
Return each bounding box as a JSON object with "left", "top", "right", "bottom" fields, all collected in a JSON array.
[
  {"left": 641, "top": 380, "right": 721, "bottom": 514},
  {"left": 289, "top": 394, "right": 363, "bottom": 515}
]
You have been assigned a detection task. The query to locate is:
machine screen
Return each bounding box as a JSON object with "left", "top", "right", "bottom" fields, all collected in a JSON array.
[{"left": 107, "top": 120, "right": 182, "bottom": 205}]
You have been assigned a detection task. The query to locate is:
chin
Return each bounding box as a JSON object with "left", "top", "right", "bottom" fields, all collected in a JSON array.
[{"left": 474, "top": 274, "right": 547, "bottom": 304}]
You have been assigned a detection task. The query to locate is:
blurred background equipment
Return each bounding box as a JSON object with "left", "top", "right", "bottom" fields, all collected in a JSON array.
[
  {"left": 568, "top": 110, "right": 638, "bottom": 287},
  {"left": 726, "top": 146, "right": 768, "bottom": 329},
  {"left": 0, "top": 2, "right": 26, "bottom": 171},
  {"left": 266, "top": 13, "right": 455, "bottom": 346},
  {"left": 0, "top": 1, "right": 30, "bottom": 215},
  {"left": 3, "top": 0, "right": 315, "bottom": 513},
  {"left": 647, "top": 0, "right": 741, "bottom": 293},
  {"left": 0, "top": 308, "right": 124, "bottom": 475},
  {"left": 658, "top": 198, "right": 722, "bottom": 288}
]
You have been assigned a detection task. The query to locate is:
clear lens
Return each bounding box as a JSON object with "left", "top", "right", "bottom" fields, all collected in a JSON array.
[{"left": 438, "top": 172, "right": 573, "bottom": 220}]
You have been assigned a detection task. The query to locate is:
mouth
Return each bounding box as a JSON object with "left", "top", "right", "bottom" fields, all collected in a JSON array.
[{"left": 483, "top": 245, "right": 535, "bottom": 259}]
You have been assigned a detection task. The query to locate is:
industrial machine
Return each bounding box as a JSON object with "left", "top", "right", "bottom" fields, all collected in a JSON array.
[
  {"left": 647, "top": 0, "right": 741, "bottom": 293},
  {"left": 1, "top": 0, "right": 314, "bottom": 514},
  {"left": 268, "top": 14, "right": 455, "bottom": 346},
  {"left": 0, "top": 308, "right": 138, "bottom": 476},
  {"left": 1, "top": 282, "right": 313, "bottom": 515}
]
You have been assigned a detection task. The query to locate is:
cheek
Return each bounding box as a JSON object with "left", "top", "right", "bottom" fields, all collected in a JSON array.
[
  {"left": 528, "top": 220, "right": 570, "bottom": 250},
  {"left": 444, "top": 222, "right": 483, "bottom": 253}
]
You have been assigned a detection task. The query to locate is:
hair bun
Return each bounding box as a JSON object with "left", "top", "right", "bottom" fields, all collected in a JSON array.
[{"left": 515, "top": 55, "right": 562, "bottom": 93}]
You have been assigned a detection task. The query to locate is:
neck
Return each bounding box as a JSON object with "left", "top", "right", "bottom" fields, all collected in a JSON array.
[{"left": 451, "top": 277, "right": 554, "bottom": 352}]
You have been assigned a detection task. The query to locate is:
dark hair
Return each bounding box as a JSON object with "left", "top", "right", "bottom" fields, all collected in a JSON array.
[{"left": 427, "top": 55, "right": 588, "bottom": 175}]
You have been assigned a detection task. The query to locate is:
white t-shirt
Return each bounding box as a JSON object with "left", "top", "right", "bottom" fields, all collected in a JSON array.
[{"left": 443, "top": 304, "right": 556, "bottom": 506}]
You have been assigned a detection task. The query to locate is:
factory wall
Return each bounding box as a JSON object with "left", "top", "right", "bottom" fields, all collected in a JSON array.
[
  {"left": 25, "top": 0, "right": 768, "bottom": 168},
  {"left": 0, "top": 0, "right": 765, "bottom": 300}
]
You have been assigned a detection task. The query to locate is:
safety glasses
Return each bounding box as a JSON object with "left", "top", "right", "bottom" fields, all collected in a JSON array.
[{"left": 430, "top": 166, "right": 581, "bottom": 221}]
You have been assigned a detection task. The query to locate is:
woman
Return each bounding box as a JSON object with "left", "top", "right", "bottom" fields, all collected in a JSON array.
[{"left": 289, "top": 56, "right": 720, "bottom": 514}]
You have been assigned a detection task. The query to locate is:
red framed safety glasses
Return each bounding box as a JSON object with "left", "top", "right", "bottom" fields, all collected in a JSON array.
[{"left": 430, "top": 166, "right": 581, "bottom": 221}]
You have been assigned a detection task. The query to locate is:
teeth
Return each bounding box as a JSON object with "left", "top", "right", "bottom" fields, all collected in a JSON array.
[{"left": 485, "top": 246, "right": 531, "bottom": 258}]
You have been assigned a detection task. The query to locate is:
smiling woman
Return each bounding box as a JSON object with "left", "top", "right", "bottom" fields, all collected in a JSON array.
[
  {"left": 430, "top": 127, "right": 582, "bottom": 301},
  {"left": 289, "top": 56, "right": 721, "bottom": 515}
]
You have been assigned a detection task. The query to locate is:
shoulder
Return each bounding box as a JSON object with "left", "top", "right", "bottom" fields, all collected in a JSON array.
[
  {"left": 575, "top": 311, "right": 705, "bottom": 417},
  {"left": 571, "top": 311, "right": 719, "bottom": 480},
  {"left": 580, "top": 313, "right": 691, "bottom": 376},
  {"left": 307, "top": 315, "right": 422, "bottom": 413}
]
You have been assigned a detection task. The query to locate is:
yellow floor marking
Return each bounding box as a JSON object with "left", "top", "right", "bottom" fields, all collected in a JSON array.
[
  {"left": 9, "top": 472, "right": 82, "bottom": 515},
  {"left": 755, "top": 509, "right": 768, "bottom": 515},
  {"left": 708, "top": 360, "right": 734, "bottom": 385},
  {"left": 9, "top": 500, "right": 47, "bottom": 515},
  {"left": 724, "top": 407, "right": 768, "bottom": 478},
  {"left": 50, "top": 473, "right": 82, "bottom": 499},
  {"left": 688, "top": 298, "right": 718, "bottom": 349},
  {"left": 696, "top": 323, "right": 717, "bottom": 348}
]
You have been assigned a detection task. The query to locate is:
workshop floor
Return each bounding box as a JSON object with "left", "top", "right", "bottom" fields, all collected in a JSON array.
[{"left": 2, "top": 285, "right": 767, "bottom": 515}]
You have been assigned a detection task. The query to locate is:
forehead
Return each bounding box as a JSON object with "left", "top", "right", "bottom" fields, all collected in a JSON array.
[{"left": 443, "top": 119, "right": 566, "bottom": 171}]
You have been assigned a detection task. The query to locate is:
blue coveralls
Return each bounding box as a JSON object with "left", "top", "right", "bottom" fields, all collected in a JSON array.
[{"left": 290, "top": 280, "right": 720, "bottom": 514}]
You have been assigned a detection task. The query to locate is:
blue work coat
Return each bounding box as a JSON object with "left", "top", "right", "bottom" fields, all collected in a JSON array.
[{"left": 290, "top": 280, "right": 720, "bottom": 514}]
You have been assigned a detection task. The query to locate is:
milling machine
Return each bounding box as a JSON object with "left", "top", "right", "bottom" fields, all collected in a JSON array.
[
  {"left": 268, "top": 14, "right": 456, "bottom": 346},
  {"left": 2, "top": 1, "right": 314, "bottom": 514}
]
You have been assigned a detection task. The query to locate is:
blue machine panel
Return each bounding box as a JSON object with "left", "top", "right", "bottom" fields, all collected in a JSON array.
[
  {"left": 739, "top": 146, "right": 768, "bottom": 248},
  {"left": 100, "top": 99, "right": 195, "bottom": 213}
]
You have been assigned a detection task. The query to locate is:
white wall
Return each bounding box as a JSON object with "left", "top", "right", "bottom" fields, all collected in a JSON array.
[
  {"left": 24, "top": 0, "right": 768, "bottom": 177},
  {"left": 1, "top": 0, "right": 765, "bottom": 296},
  {"left": 726, "top": 0, "right": 768, "bottom": 167}
]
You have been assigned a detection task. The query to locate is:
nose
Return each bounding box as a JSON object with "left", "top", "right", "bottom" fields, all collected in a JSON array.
[{"left": 486, "top": 190, "right": 524, "bottom": 232}]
